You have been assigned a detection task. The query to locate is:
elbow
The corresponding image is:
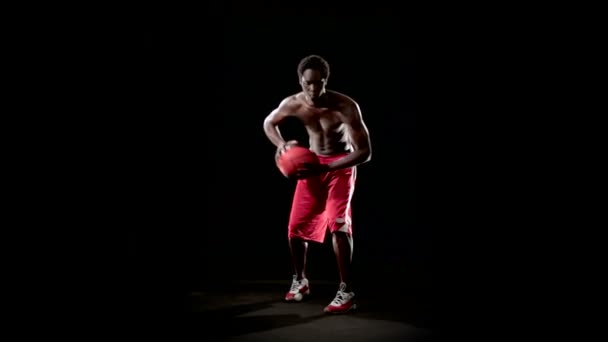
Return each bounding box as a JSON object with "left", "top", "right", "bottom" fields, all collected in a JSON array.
[
  {"left": 264, "top": 116, "right": 278, "bottom": 129},
  {"left": 362, "top": 148, "right": 372, "bottom": 163},
  {"left": 352, "top": 145, "right": 371, "bottom": 163},
  {"left": 263, "top": 117, "right": 273, "bottom": 133}
]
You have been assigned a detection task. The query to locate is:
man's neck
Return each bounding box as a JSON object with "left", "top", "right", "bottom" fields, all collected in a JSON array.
[{"left": 305, "top": 92, "right": 329, "bottom": 107}]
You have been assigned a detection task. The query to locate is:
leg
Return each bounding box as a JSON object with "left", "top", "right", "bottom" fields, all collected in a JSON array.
[
  {"left": 332, "top": 231, "right": 353, "bottom": 291},
  {"left": 325, "top": 230, "right": 357, "bottom": 313},
  {"left": 285, "top": 236, "right": 311, "bottom": 301},
  {"left": 323, "top": 166, "right": 357, "bottom": 313},
  {"left": 289, "top": 237, "right": 308, "bottom": 280},
  {"left": 285, "top": 178, "right": 325, "bottom": 302},
  {"left": 325, "top": 166, "right": 356, "bottom": 289}
]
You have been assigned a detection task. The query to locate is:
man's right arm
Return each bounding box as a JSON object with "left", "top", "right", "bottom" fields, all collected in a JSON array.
[{"left": 263, "top": 98, "right": 293, "bottom": 148}]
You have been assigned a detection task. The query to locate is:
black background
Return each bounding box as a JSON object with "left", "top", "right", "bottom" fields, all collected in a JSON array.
[
  {"left": 123, "top": 9, "right": 541, "bottom": 338},
  {"left": 7, "top": 5, "right": 577, "bottom": 340},
  {"left": 136, "top": 15, "right": 430, "bottom": 293}
]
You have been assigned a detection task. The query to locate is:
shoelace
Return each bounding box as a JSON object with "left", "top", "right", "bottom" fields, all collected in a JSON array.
[
  {"left": 330, "top": 283, "right": 352, "bottom": 306},
  {"left": 330, "top": 290, "right": 348, "bottom": 305},
  {"left": 290, "top": 278, "right": 305, "bottom": 292}
]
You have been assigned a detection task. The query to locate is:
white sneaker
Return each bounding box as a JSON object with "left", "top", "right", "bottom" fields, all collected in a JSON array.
[
  {"left": 324, "top": 282, "right": 356, "bottom": 313},
  {"left": 285, "top": 275, "right": 310, "bottom": 301}
]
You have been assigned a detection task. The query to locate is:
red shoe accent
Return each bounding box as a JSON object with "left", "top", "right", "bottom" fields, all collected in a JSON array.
[
  {"left": 285, "top": 276, "right": 310, "bottom": 302},
  {"left": 324, "top": 283, "right": 356, "bottom": 313}
]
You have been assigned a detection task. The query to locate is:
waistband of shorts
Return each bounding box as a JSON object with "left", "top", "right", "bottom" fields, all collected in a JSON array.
[{"left": 315, "top": 151, "right": 350, "bottom": 161}]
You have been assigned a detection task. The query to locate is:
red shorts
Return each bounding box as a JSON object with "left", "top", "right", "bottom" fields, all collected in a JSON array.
[{"left": 288, "top": 152, "right": 357, "bottom": 243}]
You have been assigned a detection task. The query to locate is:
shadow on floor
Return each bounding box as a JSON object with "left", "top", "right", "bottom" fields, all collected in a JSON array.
[
  {"left": 191, "top": 299, "right": 330, "bottom": 338},
  {"left": 188, "top": 282, "right": 433, "bottom": 341}
]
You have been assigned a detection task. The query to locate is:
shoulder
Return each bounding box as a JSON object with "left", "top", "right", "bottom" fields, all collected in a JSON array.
[
  {"left": 328, "top": 90, "right": 360, "bottom": 110},
  {"left": 277, "top": 92, "right": 305, "bottom": 111},
  {"left": 328, "top": 90, "right": 361, "bottom": 116}
]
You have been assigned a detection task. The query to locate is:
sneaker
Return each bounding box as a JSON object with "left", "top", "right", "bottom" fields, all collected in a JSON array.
[
  {"left": 285, "top": 275, "right": 310, "bottom": 302},
  {"left": 324, "top": 282, "right": 356, "bottom": 313}
]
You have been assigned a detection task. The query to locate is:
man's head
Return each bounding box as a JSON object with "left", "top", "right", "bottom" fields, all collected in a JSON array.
[{"left": 297, "top": 55, "right": 330, "bottom": 101}]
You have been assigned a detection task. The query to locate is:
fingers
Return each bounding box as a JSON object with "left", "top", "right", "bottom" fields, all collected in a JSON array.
[
  {"left": 284, "top": 140, "right": 298, "bottom": 151},
  {"left": 276, "top": 140, "right": 299, "bottom": 160},
  {"left": 279, "top": 141, "right": 293, "bottom": 152},
  {"left": 275, "top": 143, "right": 288, "bottom": 159}
]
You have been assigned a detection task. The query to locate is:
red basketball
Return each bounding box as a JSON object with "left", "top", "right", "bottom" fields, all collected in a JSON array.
[{"left": 276, "top": 146, "right": 319, "bottom": 178}]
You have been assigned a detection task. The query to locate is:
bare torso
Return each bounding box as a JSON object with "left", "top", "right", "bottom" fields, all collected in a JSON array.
[{"left": 288, "top": 90, "right": 352, "bottom": 155}]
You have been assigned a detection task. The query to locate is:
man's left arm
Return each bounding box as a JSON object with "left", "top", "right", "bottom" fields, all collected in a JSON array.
[{"left": 326, "top": 102, "right": 372, "bottom": 171}]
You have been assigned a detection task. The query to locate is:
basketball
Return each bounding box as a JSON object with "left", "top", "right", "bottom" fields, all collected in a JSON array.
[{"left": 276, "top": 146, "right": 320, "bottom": 178}]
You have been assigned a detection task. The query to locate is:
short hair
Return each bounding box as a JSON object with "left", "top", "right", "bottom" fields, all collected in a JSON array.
[{"left": 297, "top": 55, "right": 330, "bottom": 79}]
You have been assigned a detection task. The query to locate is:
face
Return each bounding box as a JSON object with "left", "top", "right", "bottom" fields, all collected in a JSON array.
[{"left": 300, "top": 69, "right": 327, "bottom": 100}]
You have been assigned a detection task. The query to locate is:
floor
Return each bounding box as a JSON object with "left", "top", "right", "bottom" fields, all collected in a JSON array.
[{"left": 187, "top": 280, "right": 434, "bottom": 341}]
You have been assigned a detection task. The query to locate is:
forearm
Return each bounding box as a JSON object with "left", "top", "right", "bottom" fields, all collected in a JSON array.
[
  {"left": 263, "top": 120, "right": 286, "bottom": 148},
  {"left": 326, "top": 148, "right": 371, "bottom": 170}
]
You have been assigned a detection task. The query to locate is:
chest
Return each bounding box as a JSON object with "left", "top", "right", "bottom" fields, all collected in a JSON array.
[{"left": 297, "top": 107, "right": 345, "bottom": 131}]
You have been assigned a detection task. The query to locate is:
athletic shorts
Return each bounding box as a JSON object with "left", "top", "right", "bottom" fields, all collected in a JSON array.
[{"left": 287, "top": 152, "right": 357, "bottom": 243}]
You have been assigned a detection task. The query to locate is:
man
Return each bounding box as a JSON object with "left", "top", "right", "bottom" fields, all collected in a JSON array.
[{"left": 263, "top": 55, "right": 372, "bottom": 314}]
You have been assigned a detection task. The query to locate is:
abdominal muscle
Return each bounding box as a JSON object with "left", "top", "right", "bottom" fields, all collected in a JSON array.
[{"left": 307, "top": 129, "right": 350, "bottom": 156}]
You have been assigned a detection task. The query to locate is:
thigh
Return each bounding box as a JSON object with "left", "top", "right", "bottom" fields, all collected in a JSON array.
[
  {"left": 325, "top": 167, "right": 356, "bottom": 233},
  {"left": 288, "top": 177, "right": 328, "bottom": 242}
]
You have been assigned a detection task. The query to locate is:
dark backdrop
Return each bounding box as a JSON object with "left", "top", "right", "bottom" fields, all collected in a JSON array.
[
  {"left": 115, "top": 9, "right": 554, "bottom": 341},
  {"left": 132, "top": 14, "right": 437, "bottom": 312}
]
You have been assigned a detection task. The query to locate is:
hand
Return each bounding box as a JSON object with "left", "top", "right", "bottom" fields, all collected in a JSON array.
[
  {"left": 275, "top": 140, "right": 299, "bottom": 161},
  {"left": 294, "top": 163, "right": 330, "bottom": 179}
]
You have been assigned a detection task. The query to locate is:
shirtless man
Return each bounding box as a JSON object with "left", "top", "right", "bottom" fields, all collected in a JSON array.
[{"left": 263, "top": 55, "right": 372, "bottom": 313}]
